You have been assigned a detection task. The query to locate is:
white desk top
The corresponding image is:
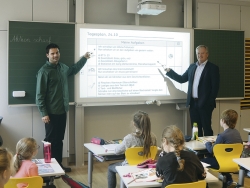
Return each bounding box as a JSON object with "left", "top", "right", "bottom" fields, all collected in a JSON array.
[
  {"left": 116, "top": 165, "right": 218, "bottom": 188},
  {"left": 37, "top": 158, "right": 65, "bottom": 177},
  {"left": 116, "top": 166, "right": 161, "bottom": 188},
  {"left": 233, "top": 158, "right": 250, "bottom": 171},
  {"left": 84, "top": 143, "right": 117, "bottom": 156},
  {"left": 184, "top": 136, "right": 217, "bottom": 151},
  {"left": 243, "top": 128, "right": 250, "bottom": 133},
  {"left": 184, "top": 140, "right": 206, "bottom": 151}
]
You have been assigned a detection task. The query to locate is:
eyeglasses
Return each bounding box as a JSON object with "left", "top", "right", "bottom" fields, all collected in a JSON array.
[{"left": 36, "top": 145, "right": 40, "bottom": 150}]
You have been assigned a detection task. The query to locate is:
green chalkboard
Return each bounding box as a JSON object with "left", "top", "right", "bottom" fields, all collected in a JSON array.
[
  {"left": 194, "top": 29, "right": 244, "bottom": 99},
  {"left": 8, "top": 21, "right": 75, "bottom": 105}
]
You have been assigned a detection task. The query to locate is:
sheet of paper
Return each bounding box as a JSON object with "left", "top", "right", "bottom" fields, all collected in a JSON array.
[
  {"left": 102, "top": 144, "right": 118, "bottom": 151},
  {"left": 131, "top": 168, "right": 160, "bottom": 182}
]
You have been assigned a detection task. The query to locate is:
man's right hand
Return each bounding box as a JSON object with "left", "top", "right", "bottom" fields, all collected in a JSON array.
[
  {"left": 42, "top": 115, "right": 50, "bottom": 124},
  {"left": 165, "top": 68, "right": 171, "bottom": 72}
]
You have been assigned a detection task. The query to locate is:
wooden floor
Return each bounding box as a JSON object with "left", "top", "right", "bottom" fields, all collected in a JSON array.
[{"left": 53, "top": 160, "right": 250, "bottom": 188}]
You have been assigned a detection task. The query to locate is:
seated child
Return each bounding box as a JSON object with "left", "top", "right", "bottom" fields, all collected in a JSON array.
[
  {"left": 107, "top": 110, "right": 157, "bottom": 188},
  {"left": 13, "top": 138, "right": 39, "bottom": 179},
  {"left": 0, "top": 147, "right": 13, "bottom": 188},
  {"left": 201, "top": 109, "right": 242, "bottom": 186},
  {"left": 156, "top": 125, "right": 206, "bottom": 188}
]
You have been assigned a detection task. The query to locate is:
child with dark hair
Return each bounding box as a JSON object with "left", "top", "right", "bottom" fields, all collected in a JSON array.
[
  {"left": 156, "top": 125, "right": 206, "bottom": 188},
  {"left": 0, "top": 147, "right": 13, "bottom": 188},
  {"left": 107, "top": 110, "right": 157, "bottom": 188},
  {"left": 201, "top": 109, "right": 242, "bottom": 186}
]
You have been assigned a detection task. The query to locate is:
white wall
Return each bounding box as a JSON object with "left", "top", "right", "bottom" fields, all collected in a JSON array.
[
  {"left": 0, "top": 0, "right": 249, "bottom": 166},
  {"left": 0, "top": 0, "right": 70, "bottom": 159}
]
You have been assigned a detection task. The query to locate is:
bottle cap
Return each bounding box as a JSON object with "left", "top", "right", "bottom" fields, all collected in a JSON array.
[{"left": 193, "top": 122, "right": 198, "bottom": 126}]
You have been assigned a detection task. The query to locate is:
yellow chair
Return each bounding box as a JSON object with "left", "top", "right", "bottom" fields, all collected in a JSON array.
[
  {"left": 165, "top": 180, "right": 206, "bottom": 188},
  {"left": 210, "top": 143, "right": 243, "bottom": 188},
  {"left": 5, "top": 176, "right": 43, "bottom": 188},
  {"left": 125, "top": 146, "right": 158, "bottom": 165}
]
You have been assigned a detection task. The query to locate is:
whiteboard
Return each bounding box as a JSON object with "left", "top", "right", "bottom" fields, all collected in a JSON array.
[{"left": 75, "top": 24, "right": 193, "bottom": 106}]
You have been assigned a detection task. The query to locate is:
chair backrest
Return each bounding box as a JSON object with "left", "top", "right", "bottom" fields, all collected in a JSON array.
[
  {"left": 5, "top": 176, "right": 43, "bottom": 188},
  {"left": 125, "top": 146, "right": 158, "bottom": 165},
  {"left": 213, "top": 143, "right": 243, "bottom": 172},
  {"left": 165, "top": 180, "right": 206, "bottom": 188}
]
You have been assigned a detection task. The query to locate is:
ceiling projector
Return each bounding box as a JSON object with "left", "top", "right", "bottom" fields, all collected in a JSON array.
[{"left": 137, "top": 0, "right": 166, "bottom": 15}]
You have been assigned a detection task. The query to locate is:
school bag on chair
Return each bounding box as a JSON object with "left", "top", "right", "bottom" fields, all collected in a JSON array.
[{"left": 61, "top": 174, "right": 89, "bottom": 188}]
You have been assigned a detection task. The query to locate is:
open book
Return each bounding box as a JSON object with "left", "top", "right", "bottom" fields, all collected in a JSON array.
[
  {"left": 131, "top": 168, "right": 160, "bottom": 183},
  {"left": 197, "top": 136, "right": 216, "bottom": 143}
]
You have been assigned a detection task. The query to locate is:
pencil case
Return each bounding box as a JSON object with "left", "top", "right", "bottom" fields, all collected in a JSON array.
[
  {"left": 91, "top": 137, "right": 105, "bottom": 145},
  {"left": 137, "top": 158, "right": 157, "bottom": 168}
]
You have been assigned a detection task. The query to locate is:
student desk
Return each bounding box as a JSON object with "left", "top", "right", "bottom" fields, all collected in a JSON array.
[
  {"left": 38, "top": 158, "right": 65, "bottom": 177},
  {"left": 233, "top": 158, "right": 250, "bottom": 187},
  {"left": 184, "top": 140, "right": 206, "bottom": 150},
  {"left": 116, "top": 165, "right": 218, "bottom": 188},
  {"left": 37, "top": 158, "right": 65, "bottom": 187},
  {"left": 184, "top": 136, "right": 217, "bottom": 156},
  {"left": 84, "top": 143, "right": 119, "bottom": 188},
  {"left": 84, "top": 143, "right": 160, "bottom": 188}
]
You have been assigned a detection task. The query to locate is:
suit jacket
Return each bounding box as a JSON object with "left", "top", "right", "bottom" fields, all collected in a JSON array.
[{"left": 166, "top": 61, "right": 220, "bottom": 108}]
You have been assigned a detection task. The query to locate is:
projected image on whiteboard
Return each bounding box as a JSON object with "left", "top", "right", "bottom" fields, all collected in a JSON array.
[{"left": 79, "top": 28, "right": 190, "bottom": 98}]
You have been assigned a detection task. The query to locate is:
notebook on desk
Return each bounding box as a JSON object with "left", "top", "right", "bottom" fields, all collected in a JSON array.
[
  {"left": 102, "top": 144, "right": 118, "bottom": 151},
  {"left": 198, "top": 136, "right": 216, "bottom": 143}
]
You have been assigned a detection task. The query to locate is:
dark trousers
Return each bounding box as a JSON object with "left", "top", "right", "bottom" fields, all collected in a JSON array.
[
  {"left": 189, "top": 99, "right": 214, "bottom": 136},
  {"left": 44, "top": 113, "right": 66, "bottom": 165}
]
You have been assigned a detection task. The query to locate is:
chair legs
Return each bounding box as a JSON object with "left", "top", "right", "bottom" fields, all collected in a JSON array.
[{"left": 218, "top": 173, "right": 237, "bottom": 188}]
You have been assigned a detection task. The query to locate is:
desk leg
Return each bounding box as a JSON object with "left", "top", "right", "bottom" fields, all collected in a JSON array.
[
  {"left": 238, "top": 167, "right": 245, "bottom": 187},
  {"left": 120, "top": 177, "right": 126, "bottom": 188},
  {"left": 88, "top": 151, "right": 93, "bottom": 188}
]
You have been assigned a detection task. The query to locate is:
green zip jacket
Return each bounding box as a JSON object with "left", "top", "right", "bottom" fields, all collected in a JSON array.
[{"left": 36, "top": 57, "right": 87, "bottom": 117}]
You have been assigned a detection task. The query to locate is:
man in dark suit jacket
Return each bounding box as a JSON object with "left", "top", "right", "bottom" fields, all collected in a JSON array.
[{"left": 165, "top": 45, "right": 220, "bottom": 136}]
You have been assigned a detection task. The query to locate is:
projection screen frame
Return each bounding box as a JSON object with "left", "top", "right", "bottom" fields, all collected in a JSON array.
[{"left": 75, "top": 24, "right": 194, "bottom": 106}]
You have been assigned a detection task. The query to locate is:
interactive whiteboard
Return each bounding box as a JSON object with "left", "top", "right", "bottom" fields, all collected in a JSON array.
[{"left": 75, "top": 24, "right": 193, "bottom": 106}]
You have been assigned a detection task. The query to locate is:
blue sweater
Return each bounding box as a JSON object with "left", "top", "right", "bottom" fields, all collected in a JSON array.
[{"left": 205, "top": 128, "right": 242, "bottom": 154}]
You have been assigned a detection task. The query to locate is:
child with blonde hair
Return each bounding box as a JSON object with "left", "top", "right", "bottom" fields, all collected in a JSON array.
[
  {"left": 107, "top": 110, "right": 157, "bottom": 188},
  {"left": 156, "top": 125, "right": 206, "bottom": 188},
  {"left": 13, "top": 138, "right": 39, "bottom": 178},
  {"left": 0, "top": 147, "right": 13, "bottom": 188}
]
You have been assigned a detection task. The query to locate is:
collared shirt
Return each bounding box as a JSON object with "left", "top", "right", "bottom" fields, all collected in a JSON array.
[
  {"left": 192, "top": 60, "right": 207, "bottom": 98},
  {"left": 36, "top": 57, "right": 87, "bottom": 117}
]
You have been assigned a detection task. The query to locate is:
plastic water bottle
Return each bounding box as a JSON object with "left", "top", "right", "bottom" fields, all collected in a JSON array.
[{"left": 192, "top": 122, "right": 198, "bottom": 140}]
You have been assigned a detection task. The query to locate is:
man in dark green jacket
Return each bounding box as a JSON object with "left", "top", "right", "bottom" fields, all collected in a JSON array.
[{"left": 36, "top": 43, "right": 91, "bottom": 172}]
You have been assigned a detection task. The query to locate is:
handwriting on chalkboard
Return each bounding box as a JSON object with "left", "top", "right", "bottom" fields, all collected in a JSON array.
[{"left": 10, "top": 35, "right": 51, "bottom": 43}]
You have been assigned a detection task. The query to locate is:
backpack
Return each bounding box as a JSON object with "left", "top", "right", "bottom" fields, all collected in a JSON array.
[{"left": 61, "top": 174, "right": 89, "bottom": 188}]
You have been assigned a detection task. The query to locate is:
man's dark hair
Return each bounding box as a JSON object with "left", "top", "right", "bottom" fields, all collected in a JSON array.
[{"left": 46, "top": 43, "right": 60, "bottom": 54}]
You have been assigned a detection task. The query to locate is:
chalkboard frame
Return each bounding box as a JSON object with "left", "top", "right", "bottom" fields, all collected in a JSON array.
[
  {"left": 194, "top": 28, "right": 245, "bottom": 99},
  {"left": 8, "top": 21, "right": 75, "bottom": 106}
]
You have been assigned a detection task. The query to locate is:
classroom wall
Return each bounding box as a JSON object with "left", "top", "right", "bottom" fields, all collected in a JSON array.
[{"left": 0, "top": 0, "right": 249, "bottom": 164}]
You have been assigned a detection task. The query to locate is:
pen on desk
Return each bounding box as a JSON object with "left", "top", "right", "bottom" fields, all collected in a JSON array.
[
  {"left": 196, "top": 138, "right": 204, "bottom": 143},
  {"left": 127, "top": 178, "right": 136, "bottom": 185}
]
